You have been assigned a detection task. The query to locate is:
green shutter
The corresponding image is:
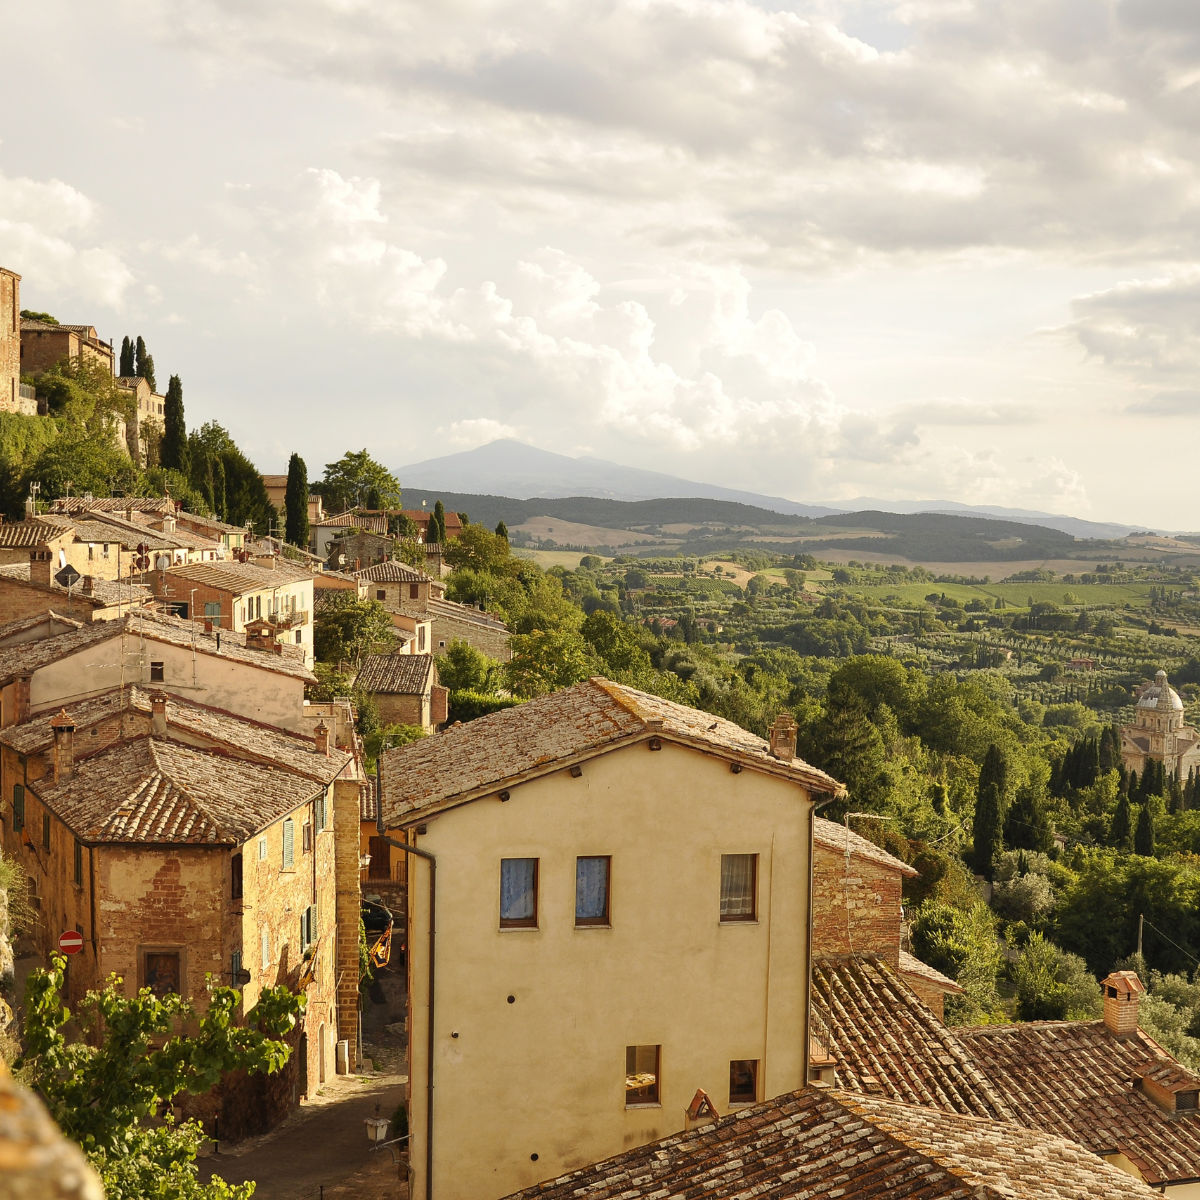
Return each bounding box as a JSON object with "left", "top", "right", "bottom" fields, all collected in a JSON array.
[
  {"left": 282, "top": 818, "right": 294, "bottom": 868},
  {"left": 12, "top": 784, "right": 23, "bottom": 832}
]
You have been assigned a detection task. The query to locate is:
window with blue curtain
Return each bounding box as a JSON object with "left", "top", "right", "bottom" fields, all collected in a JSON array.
[
  {"left": 575, "top": 856, "right": 610, "bottom": 926},
  {"left": 499, "top": 858, "right": 538, "bottom": 927}
]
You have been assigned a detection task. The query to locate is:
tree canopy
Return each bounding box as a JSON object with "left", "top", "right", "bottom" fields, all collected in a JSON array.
[{"left": 318, "top": 449, "right": 401, "bottom": 513}]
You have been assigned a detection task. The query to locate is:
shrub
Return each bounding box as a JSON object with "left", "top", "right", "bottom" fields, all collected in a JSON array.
[{"left": 448, "top": 691, "right": 521, "bottom": 724}]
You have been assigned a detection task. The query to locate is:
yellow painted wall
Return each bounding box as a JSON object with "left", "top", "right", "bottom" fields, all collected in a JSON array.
[{"left": 399, "top": 738, "right": 813, "bottom": 1200}]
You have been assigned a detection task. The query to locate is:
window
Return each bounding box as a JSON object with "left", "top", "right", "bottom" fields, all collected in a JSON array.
[
  {"left": 301, "top": 903, "right": 319, "bottom": 951},
  {"left": 145, "top": 952, "right": 181, "bottom": 997},
  {"left": 302, "top": 822, "right": 313, "bottom": 853},
  {"left": 204, "top": 601, "right": 222, "bottom": 627},
  {"left": 409, "top": 584, "right": 419, "bottom": 599},
  {"left": 150, "top": 661, "right": 165, "bottom": 682},
  {"left": 73, "top": 840, "right": 83, "bottom": 887},
  {"left": 720, "top": 854, "right": 757, "bottom": 922},
  {"left": 377, "top": 589, "right": 386, "bottom": 601},
  {"left": 88, "top": 544, "right": 94, "bottom": 561},
  {"left": 314, "top": 793, "right": 327, "bottom": 832},
  {"left": 575, "top": 856, "right": 611, "bottom": 926},
  {"left": 258, "top": 836, "right": 268, "bottom": 861},
  {"left": 368, "top": 836, "right": 390, "bottom": 880},
  {"left": 102, "top": 544, "right": 109, "bottom": 558},
  {"left": 11, "top": 784, "right": 23, "bottom": 832},
  {"left": 261, "top": 927, "right": 270, "bottom": 971},
  {"left": 282, "top": 818, "right": 295, "bottom": 868},
  {"left": 418, "top": 626, "right": 426, "bottom": 651},
  {"left": 231, "top": 853, "right": 243, "bottom": 900},
  {"left": 625, "top": 1046, "right": 660, "bottom": 1106},
  {"left": 231, "top": 950, "right": 243, "bottom": 984},
  {"left": 295, "top": 630, "right": 302, "bottom": 643},
  {"left": 43, "top": 812, "right": 51, "bottom": 851},
  {"left": 499, "top": 858, "right": 539, "bottom": 928},
  {"left": 729, "top": 1060, "right": 758, "bottom": 1105}
]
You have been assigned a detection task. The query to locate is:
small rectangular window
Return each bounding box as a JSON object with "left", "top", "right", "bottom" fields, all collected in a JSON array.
[
  {"left": 282, "top": 818, "right": 295, "bottom": 868},
  {"left": 231, "top": 853, "right": 243, "bottom": 900},
  {"left": 720, "top": 854, "right": 757, "bottom": 922},
  {"left": 377, "top": 589, "right": 386, "bottom": 600},
  {"left": 12, "top": 784, "right": 23, "bottom": 832},
  {"left": 102, "top": 544, "right": 110, "bottom": 557},
  {"left": 204, "top": 601, "right": 222, "bottom": 627},
  {"left": 258, "top": 836, "right": 268, "bottom": 861},
  {"left": 315, "top": 793, "right": 326, "bottom": 832},
  {"left": 625, "top": 1045, "right": 660, "bottom": 1106},
  {"left": 575, "top": 856, "right": 611, "bottom": 926},
  {"left": 261, "top": 927, "right": 270, "bottom": 971},
  {"left": 499, "top": 858, "right": 538, "bottom": 928},
  {"left": 43, "top": 812, "right": 51, "bottom": 851},
  {"left": 729, "top": 1059, "right": 758, "bottom": 1105},
  {"left": 409, "top": 584, "right": 419, "bottom": 599},
  {"left": 88, "top": 544, "right": 94, "bottom": 561},
  {"left": 231, "top": 950, "right": 243, "bottom": 985},
  {"left": 150, "top": 661, "right": 165, "bottom": 682},
  {"left": 302, "top": 823, "right": 312, "bottom": 853},
  {"left": 295, "top": 629, "right": 302, "bottom": 643},
  {"left": 73, "top": 840, "right": 83, "bottom": 886},
  {"left": 301, "top": 902, "right": 319, "bottom": 951}
]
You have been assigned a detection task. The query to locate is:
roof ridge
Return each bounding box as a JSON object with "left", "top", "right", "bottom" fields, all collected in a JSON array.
[{"left": 146, "top": 737, "right": 233, "bottom": 841}]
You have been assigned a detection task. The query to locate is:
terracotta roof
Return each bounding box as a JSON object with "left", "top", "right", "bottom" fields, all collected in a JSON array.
[
  {"left": 261, "top": 475, "right": 288, "bottom": 487},
  {"left": 48, "top": 497, "right": 174, "bottom": 515},
  {"left": 313, "top": 511, "right": 389, "bottom": 533},
  {"left": 1138, "top": 1058, "right": 1200, "bottom": 1095},
  {"left": 355, "top": 653, "right": 435, "bottom": 695},
  {"left": 164, "top": 560, "right": 313, "bottom": 592},
  {"left": 0, "top": 521, "right": 73, "bottom": 548},
  {"left": 503, "top": 1086, "right": 1156, "bottom": 1200},
  {"left": 0, "top": 610, "right": 83, "bottom": 645},
  {"left": 379, "top": 677, "right": 842, "bottom": 824},
  {"left": 813, "top": 816, "right": 919, "bottom": 876},
  {"left": 426, "top": 595, "right": 507, "bottom": 632},
  {"left": 0, "top": 562, "right": 153, "bottom": 609},
  {"left": 812, "top": 956, "right": 1009, "bottom": 1120},
  {"left": 353, "top": 560, "right": 432, "bottom": 584},
  {"left": 360, "top": 779, "right": 377, "bottom": 823},
  {"left": 0, "top": 610, "right": 314, "bottom": 687},
  {"left": 958, "top": 1020, "right": 1200, "bottom": 1185},
  {"left": 174, "top": 511, "right": 245, "bottom": 536},
  {"left": 30, "top": 736, "right": 322, "bottom": 845},
  {"left": 897, "top": 949, "right": 963, "bottom": 995}
]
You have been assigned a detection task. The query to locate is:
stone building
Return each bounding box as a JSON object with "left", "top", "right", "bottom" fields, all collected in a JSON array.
[
  {"left": 20, "top": 318, "right": 114, "bottom": 377},
  {"left": 354, "top": 653, "right": 446, "bottom": 731},
  {"left": 116, "top": 375, "right": 164, "bottom": 463},
  {"left": 0, "top": 267, "right": 33, "bottom": 414},
  {"left": 1121, "top": 669, "right": 1200, "bottom": 779}
]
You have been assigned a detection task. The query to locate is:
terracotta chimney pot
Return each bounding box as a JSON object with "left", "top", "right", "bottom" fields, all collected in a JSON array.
[
  {"left": 315, "top": 721, "right": 330, "bottom": 757},
  {"left": 50, "top": 709, "right": 76, "bottom": 783},
  {"left": 150, "top": 692, "right": 168, "bottom": 736},
  {"left": 1101, "top": 970, "right": 1145, "bottom": 1038},
  {"left": 29, "top": 548, "right": 53, "bottom": 588},
  {"left": 769, "top": 712, "right": 798, "bottom": 762}
]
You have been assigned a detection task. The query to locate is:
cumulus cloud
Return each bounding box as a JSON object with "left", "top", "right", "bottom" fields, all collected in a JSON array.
[{"left": 0, "top": 170, "right": 133, "bottom": 306}]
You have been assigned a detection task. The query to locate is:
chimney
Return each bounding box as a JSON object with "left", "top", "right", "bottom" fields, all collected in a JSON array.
[
  {"left": 29, "top": 548, "right": 53, "bottom": 588},
  {"left": 82, "top": 574, "right": 94, "bottom": 596},
  {"left": 51, "top": 709, "right": 76, "bottom": 783},
  {"left": 1101, "top": 970, "right": 1144, "bottom": 1038},
  {"left": 14, "top": 676, "right": 31, "bottom": 723},
  {"left": 151, "top": 692, "right": 167, "bottom": 735},
  {"left": 204, "top": 618, "right": 213, "bottom": 634},
  {"left": 315, "top": 721, "right": 330, "bottom": 757},
  {"left": 769, "top": 712, "right": 798, "bottom": 761}
]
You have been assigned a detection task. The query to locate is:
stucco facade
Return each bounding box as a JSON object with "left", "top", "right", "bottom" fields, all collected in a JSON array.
[{"left": 394, "top": 737, "right": 816, "bottom": 1200}]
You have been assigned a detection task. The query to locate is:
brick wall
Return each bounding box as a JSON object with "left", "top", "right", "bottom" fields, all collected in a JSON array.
[
  {"left": 334, "top": 778, "right": 364, "bottom": 1062},
  {"left": 0, "top": 270, "right": 18, "bottom": 414},
  {"left": 0, "top": 577, "right": 105, "bottom": 626},
  {"left": 374, "top": 691, "right": 429, "bottom": 728},
  {"left": 812, "top": 843, "right": 904, "bottom": 969}
]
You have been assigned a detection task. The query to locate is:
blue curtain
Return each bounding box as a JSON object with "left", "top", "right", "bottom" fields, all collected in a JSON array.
[
  {"left": 576, "top": 857, "right": 609, "bottom": 921},
  {"left": 500, "top": 858, "right": 537, "bottom": 922}
]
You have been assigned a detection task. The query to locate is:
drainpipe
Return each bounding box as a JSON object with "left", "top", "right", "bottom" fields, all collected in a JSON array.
[
  {"left": 376, "top": 756, "right": 435, "bottom": 1200},
  {"left": 804, "top": 792, "right": 841, "bottom": 1088}
]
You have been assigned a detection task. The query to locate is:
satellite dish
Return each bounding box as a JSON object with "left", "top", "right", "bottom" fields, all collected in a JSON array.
[{"left": 155, "top": 554, "right": 171, "bottom": 572}]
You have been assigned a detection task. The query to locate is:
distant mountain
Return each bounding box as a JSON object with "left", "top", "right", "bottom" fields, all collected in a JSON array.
[
  {"left": 397, "top": 440, "right": 842, "bottom": 517},
  {"left": 397, "top": 439, "right": 1149, "bottom": 540}
]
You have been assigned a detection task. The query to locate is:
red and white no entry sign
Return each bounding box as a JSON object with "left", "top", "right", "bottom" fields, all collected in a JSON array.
[{"left": 58, "top": 930, "right": 84, "bottom": 955}]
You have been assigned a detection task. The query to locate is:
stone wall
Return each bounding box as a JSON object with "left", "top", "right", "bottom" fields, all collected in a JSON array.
[
  {"left": 334, "top": 778, "right": 364, "bottom": 1063},
  {"left": 374, "top": 691, "right": 428, "bottom": 728},
  {"left": 811, "top": 843, "right": 904, "bottom": 970},
  {"left": 0, "top": 269, "right": 20, "bottom": 415}
]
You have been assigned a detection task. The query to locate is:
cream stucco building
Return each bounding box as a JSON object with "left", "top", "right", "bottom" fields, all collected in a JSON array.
[
  {"left": 1121, "top": 669, "right": 1200, "bottom": 779},
  {"left": 377, "top": 679, "right": 842, "bottom": 1200}
]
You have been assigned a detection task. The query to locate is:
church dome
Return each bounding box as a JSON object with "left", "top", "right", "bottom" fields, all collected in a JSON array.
[{"left": 1137, "top": 669, "right": 1184, "bottom": 712}]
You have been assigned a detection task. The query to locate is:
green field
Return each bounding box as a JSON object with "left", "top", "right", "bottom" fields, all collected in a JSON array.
[{"left": 839, "top": 580, "right": 1154, "bottom": 610}]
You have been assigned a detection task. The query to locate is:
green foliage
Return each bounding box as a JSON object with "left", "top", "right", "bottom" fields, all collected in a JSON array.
[
  {"left": 34, "top": 433, "right": 142, "bottom": 501},
  {"left": 505, "top": 628, "right": 596, "bottom": 697},
  {"left": 1135, "top": 803, "right": 1157, "bottom": 856},
  {"left": 187, "top": 423, "right": 274, "bottom": 533},
  {"left": 909, "top": 901, "right": 1003, "bottom": 1024},
  {"left": 320, "top": 449, "right": 401, "bottom": 513},
  {"left": 18, "top": 953, "right": 303, "bottom": 1199},
  {"left": 284, "top": 453, "right": 310, "bottom": 549},
  {"left": 313, "top": 594, "right": 396, "bottom": 667},
  {"left": 363, "top": 722, "right": 426, "bottom": 770},
  {"left": 496, "top": 521, "right": 509, "bottom": 540},
  {"left": 134, "top": 336, "right": 156, "bottom": 391},
  {"left": 435, "top": 640, "right": 502, "bottom": 694},
  {"left": 1012, "top": 933, "right": 1101, "bottom": 1021},
  {"left": 448, "top": 690, "right": 522, "bottom": 723},
  {"left": 972, "top": 782, "right": 1003, "bottom": 878},
  {"left": 433, "top": 500, "right": 447, "bottom": 544},
  {"left": 161, "top": 375, "right": 189, "bottom": 476},
  {"left": 443, "top": 525, "right": 510, "bottom": 574},
  {"left": 22, "top": 309, "right": 58, "bottom": 324},
  {"left": 119, "top": 335, "right": 134, "bottom": 376},
  {"left": 0, "top": 412, "right": 61, "bottom": 518}
]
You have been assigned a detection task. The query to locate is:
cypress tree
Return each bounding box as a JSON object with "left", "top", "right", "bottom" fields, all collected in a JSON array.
[
  {"left": 973, "top": 782, "right": 1003, "bottom": 879},
  {"left": 496, "top": 520, "right": 509, "bottom": 540},
  {"left": 931, "top": 781, "right": 947, "bottom": 817},
  {"left": 1169, "top": 775, "right": 1184, "bottom": 815},
  {"left": 1134, "top": 803, "right": 1156, "bottom": 857},
  {"left": 119, "top": 336, "right": 134, "bottom": 377},
  {"left": 1004, "top": 781, "right": 1054, "bottom": 853},
  {"left": 285, "top": 453, "right": 310, "bottom": 549},
  {"left": 1110, "top": 792, "right": 1133, "bottom": 848},
  {"left": 979, "top": 743, "right": 1009, "bottom": 802},
  {"left": 135, "top": 336, "right": 148, "bottom": 378},
  {"left": 434, "top": 499, "right": 447, "bottom": 542},
  {"left": 142, "top": 354, "right": 156, "bottom": 392},
  {"left": 161, "top": 375, "right": 189, "bottom": 475},
  {"left": 424, "top": 509, "right": 440, "bottom": 545}
]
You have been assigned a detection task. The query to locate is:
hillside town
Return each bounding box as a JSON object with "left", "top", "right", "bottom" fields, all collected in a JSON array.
[{"left": 7, "top": 262, "right": 1200, "bottom": 1200}]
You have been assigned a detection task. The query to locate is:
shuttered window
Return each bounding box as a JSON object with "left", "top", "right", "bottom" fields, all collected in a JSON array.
[
  {"left": 73, "top": 841, "right": 83, "bottom": 887},
  {"left": 231, "top": 853, "right": 243, "bottom": 900},
  {"left": 301, "top": 903, "right": 319, "bottom": 951},
  {"left": 231, "top": 950, "right": 243, "bottom": 986},
  {"left": 314, "top": 793, "right": 326, "bottom": 832},
  {"left": 282, "top": 819, "right": 295, "bottom": 868},
  {"left": 261, "top": 927, "right": 270, "bottom": 971},
  {"left": 11, "top": 784, "right": 23, "bottom": 832},
  {"left": 43, "top": 812, "right": 51, "bottom": 851}
]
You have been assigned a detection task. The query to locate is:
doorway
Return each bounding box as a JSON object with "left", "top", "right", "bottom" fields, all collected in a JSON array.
[
  {"left": 318, "top": 1023, "right": 326, "bottom": 1084},
  {"left": 298, "top": 1032, "right": 308, "bottom": 1098}
]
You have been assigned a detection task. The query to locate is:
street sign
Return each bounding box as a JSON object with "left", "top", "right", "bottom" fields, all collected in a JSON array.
[
  {"left": 54, "top": 565, "right": 81, "bottom": 589},
  {"left": 136, "top": 543, "right": 148, "bottom": 556},
  {"left": 58, "top": 930, "right": 84, "bottom": 955},
  {"left": 133, "top": 555, "right": 151, "bottom": 571}
]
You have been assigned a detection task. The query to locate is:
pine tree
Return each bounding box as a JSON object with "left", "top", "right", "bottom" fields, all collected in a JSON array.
[
  {"left": 1110, "top": 792, "right": 1133, "bottom": 848},
  {"left": 1134, "top": 803, "right": 1156, "bottom": 857},
  {"left": 972, "top": 782, "right": 1004, "bottom": 879},
  {"left": 434, "top": 499, "right": 447, "bottom": 542},
  {"left": 495, "top": 520, "right": 509, "bottom": 540},
  {"left": 161, "top": 375, "right": 189, "bottom": 475},
  {"left": 284, "top": 453, "right": 310, "bottom": 549},
  {"left": 119, "top": 336, "right": 134, "bottom": 377}
]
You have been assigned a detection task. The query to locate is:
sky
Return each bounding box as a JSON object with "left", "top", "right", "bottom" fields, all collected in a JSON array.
[{"left": 3, "top": 1, "right": 1200, "bottom": 529}]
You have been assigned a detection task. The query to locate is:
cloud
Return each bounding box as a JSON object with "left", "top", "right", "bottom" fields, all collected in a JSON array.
[
  {"left": 440, "top": 418, "right": 520, "bottom": 447},
  {"left": 0, "top": 170, "right": 134, "bottom": 307}
]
